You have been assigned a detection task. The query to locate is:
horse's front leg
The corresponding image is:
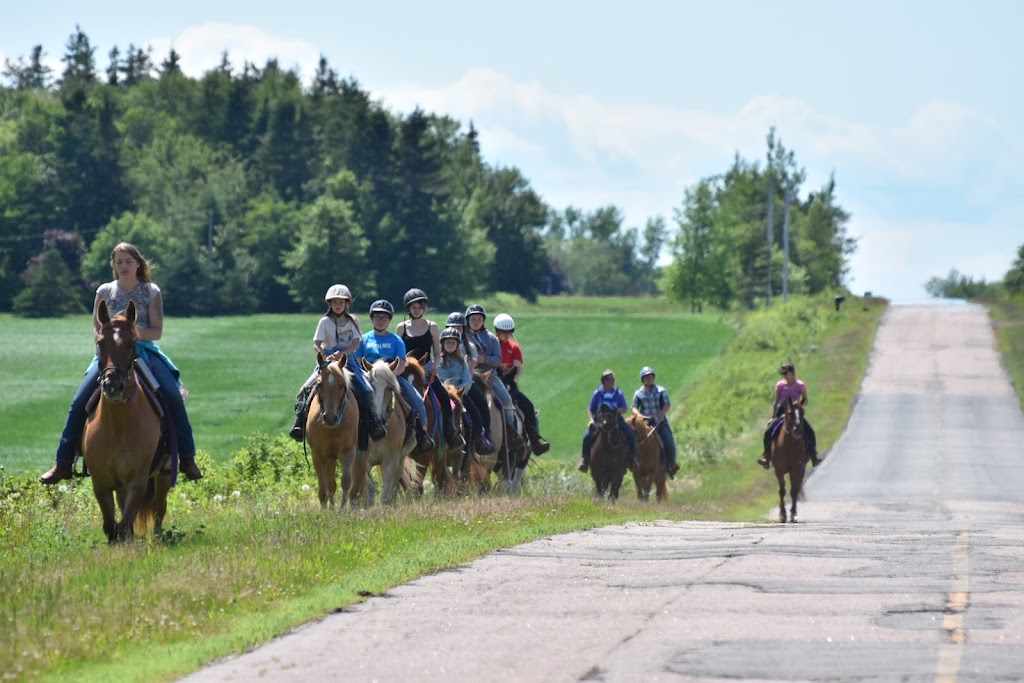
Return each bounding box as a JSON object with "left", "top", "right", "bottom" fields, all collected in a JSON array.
[
  {"left": 152, "top": 474, "right": 171, "bottom": 536},
  {"left": 93, "top": 486, "right": 118, "bottom": 543},
  {"left": 118, "top": 476, "right": 148, "bottom": 542},
  {"left": 776, "top": 475, "right": 788, "bottom": 523}
]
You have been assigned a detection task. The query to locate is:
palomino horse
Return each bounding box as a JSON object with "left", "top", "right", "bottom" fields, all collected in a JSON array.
[
  {"left": 403, "top": 356, "right": 466, "bottom": 496},
  {"left": 772, "top": 399, "right": 807, "bottom": 523},
  {"left": 305, "top": 352, "right": 360, "bottom": 507},
  {"left": 466, "top": 372, "right": 531, "bottom": 494},
  {"left": 82, "top": 299, "right": 172, "bottom": 543},
  {"left": 589, "top": 405, "right": 629, "bottom": 500},
  {"left": 347, "top": 359, "right": 418, "bottom": 505},
  {"left": 628, "top": 415, "right": 668, "bottom": 502}
]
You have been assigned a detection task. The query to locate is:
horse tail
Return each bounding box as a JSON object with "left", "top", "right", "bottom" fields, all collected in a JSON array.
[
  {"left": 134, "top": 477, "right": 157, "bottom": 536},
  {"left": 401, "top": 456, "right": 423, "bottom": 492}
]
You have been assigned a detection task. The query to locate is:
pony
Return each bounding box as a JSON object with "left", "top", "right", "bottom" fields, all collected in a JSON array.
[
  {"left": 305, "top": 352, "right": 360, "bottom": 508},
  {"left": 771, "top": 399, "right": 807, "bottom": 523},
  {"left": 82, "top": 299, "right": 172, "bottom": 543},
  {"left": 348, "top": 359, "right": 418, "bottom": 505},
  {"left": 403, "top": 355, "right": 467, "bottom": 496},
  {"left": 466, "top": 372, "right": 531, "bottom": 494},
  {"left": 628, "top": 415, "right": 668, "bottom": 502},
  {"left": 588, "top": 404, "right": 629, "bottom": 500}
]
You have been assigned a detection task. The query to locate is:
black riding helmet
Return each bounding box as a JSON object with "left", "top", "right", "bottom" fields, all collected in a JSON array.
[
  {"left": 440, "top": 327, "right": 461, "bottom": 342},
  {"left": 464, "top": 303, "right": 486, "bottom": 320},
  {"left": 403, "top": 288, "right": 428, "bottom": 310},
  {"left": 369, "top": 299, "right": 395, "bottom": 317},
  {"left": 446, "top": 311, "right": 466, "bottom": 327}
]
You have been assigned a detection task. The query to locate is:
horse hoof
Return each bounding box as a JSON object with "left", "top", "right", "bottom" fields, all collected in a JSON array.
[{"left": 790, "top": 517, "right": 798, "bottom": 524}]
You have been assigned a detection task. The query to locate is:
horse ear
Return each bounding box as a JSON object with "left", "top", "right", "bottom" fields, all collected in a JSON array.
[
  {"left": 360, "top": 357, "right": 371, "bottom": 371},
  {"left": 456, "top": 386, "right": 466, "bottom": 397},
  {"left": 317, "top": 351, "right": 326, "bottom": 366},
  {"left": 418, "top": 352, "right": 429, "bottom": 365},
  {"left": 124, "top": 300, "right": 137, "bottom": 325},
  {"left": 388, "top": 358, "right": 400, "bottom": 372},
  {"left": 337, "top": 352, "right": 347, "bottom": 367},
  {"left": 97, "top": 299, "right": 110, "bottom": 324}
]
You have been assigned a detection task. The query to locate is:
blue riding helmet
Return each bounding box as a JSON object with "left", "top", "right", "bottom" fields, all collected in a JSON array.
[{"left": 640, "top": 366, "right": 655, "bottom": 380}]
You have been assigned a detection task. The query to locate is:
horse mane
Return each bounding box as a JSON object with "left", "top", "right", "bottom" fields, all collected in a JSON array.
[
  {"left": 404, "top": 354, "right": 427, "bottom": 384},
  {"left": 368, "top": 359, "right": 401, "bottom": 394},
  {"left": 443, "top": 382, "right": 465, "bottom": 407},
  {"left": 471, "top": 370, "right": 492, "bottom": 397}
]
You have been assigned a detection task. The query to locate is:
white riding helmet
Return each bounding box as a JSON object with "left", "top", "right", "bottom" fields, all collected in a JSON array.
[
  {"left": 324, "top": 284, "right": 353, "bottom": 302},
  {"left": 493, "top": 313, "right": 515, "bottom": 332}
]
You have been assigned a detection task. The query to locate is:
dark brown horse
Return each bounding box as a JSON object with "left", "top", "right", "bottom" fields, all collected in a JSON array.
[
  {"left": 82, "top": 299, "right": 172, "bottom": 543},
  {"left": 589, "top": 405, "right": 629, "bottom": 500},
  {"left": 305, "top": 352, "right": 360, "bottom": 508},
  {"left": 772, "top": 399, "right": 807, "bottom": 523},
  {"left": 628, "top": 415, "right": 668, "bottom": 502}
]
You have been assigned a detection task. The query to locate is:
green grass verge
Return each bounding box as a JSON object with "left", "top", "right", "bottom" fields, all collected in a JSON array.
[
  {"left": 0, "top": 294, "right": 886, "bottom": 681},
  {"left": 985, "top": 295, "right": 1024, "bottom": 412}
]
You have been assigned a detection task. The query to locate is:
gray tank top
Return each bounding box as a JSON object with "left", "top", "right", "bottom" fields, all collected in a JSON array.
[{"left": 97, "top": 281, "right": 161, "bottom": 330}]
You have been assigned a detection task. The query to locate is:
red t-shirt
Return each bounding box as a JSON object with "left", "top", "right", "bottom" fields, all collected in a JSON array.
[{"left": 499, "top": 339, "right": 523, "bottom": 370}]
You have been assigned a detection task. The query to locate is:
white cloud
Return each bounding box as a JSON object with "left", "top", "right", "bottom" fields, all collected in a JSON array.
[{"left": 146, "top": 23, "right": 321, "bottom": 81}]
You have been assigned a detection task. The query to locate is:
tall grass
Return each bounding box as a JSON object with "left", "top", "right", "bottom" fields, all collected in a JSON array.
[
  {"left": 0, "top": 294, "right": 887, "bottom": 682},
  {"left": 986, "top": 295, "right": 1024, "bottom": 412}
]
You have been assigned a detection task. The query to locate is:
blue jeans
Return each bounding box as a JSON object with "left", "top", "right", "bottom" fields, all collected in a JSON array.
[
  {"left": 55, "top": 358, "right": 101, "bottom": 465},
  {"left": 148, "top": 353, "right": 196, "bottom": 458},
  {"left": 397, "top": 375, "right": 428, "bottom": 425},
  {"left": 656, "top": 419, "right": 677, "bottom": 466}
]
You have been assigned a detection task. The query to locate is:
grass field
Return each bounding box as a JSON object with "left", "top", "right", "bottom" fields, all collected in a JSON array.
[
  {"left": 986, "top": 296, "right": 1024, "bottom": 412},
  {"left": 0, "top": 294, "right": 888, "bottom": 682},
  {"left": 0, "top": 298, "right": 733, "bottom": 474}
]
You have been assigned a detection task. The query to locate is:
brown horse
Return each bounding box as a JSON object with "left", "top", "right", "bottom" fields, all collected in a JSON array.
[
  {"left": 466, "top": 372, "right": 531, "bottom": 494},
  {"left": 82, "top": 299, "right": 172, "bottom": 543},
  {"left": 772, "top": 399, "right": 807, "bottom": 523},
  {"left": 589, "top": 405, "right": 629, "bottom": 500},
  {"left": 403, "top": 356, "right": 466, "bottom": 496},
  {"left": 628, "top": 415, "right": 668, "bottom": 502},
  {"left": 347, "top": 359, "right": 418, "bottom": 505},
  {"left": 305, "top": 352, "right": 360, "bottom": 508}
]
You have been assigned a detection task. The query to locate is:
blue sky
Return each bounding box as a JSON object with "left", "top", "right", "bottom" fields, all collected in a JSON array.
[{"left": 3, "top": 0, "right": 1022, "bottom": 301}]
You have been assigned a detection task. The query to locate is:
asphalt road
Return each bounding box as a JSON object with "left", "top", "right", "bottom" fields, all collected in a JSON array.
[{"left": 183, "top": 303, "right": 1024, "bottom": 682}]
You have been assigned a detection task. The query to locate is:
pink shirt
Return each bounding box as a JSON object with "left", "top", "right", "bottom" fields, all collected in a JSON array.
[{"left": 775, "top": 379, "right": 807, "bottom": 404}]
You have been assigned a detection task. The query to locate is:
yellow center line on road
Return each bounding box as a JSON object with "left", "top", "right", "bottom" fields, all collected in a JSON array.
[{"left": 935, "top": 529, "right": 970, "bottom": 683}]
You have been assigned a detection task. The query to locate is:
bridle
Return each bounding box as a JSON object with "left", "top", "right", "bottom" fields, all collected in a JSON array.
[
  {"left": 314, "top": 361, "right": 350, "bottom": 428},
  {"left": 97, "top": 320, "right": 139, "bottom": 403}
]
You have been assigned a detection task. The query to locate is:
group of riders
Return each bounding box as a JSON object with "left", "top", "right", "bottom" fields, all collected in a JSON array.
[{"left": 38, "top": 241, "right": 821, "bottom": 487}]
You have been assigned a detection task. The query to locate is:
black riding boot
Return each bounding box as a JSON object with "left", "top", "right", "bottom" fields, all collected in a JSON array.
[
  {"left": 179, "top": 454, "right": 203, "bottom": 481},
  {"left": 413, "top": 415, "right": 435, "bottom": 452},
  {"left": 289, "top": 411, "right": 306, "bottom": 442}
]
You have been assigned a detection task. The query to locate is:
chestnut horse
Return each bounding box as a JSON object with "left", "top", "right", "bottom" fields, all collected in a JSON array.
[
  {"left": 83, "top": 299, "right": 172, "bottom": 543},
  {"left": 772, "top": 399, "right": 807, "bottom": 523},
  {"left": 305, "top": 352, "right": 360, "bottom": 507},
  {"left": 628, "top": 415, "right": 668, "bottom": 502},
  {"left": 589, "top": 405, "right": 629, "bottom": 500},
  {"left": 347, "top": 359, "right": 418, "bottom": 505},
  {"left": 466, "top": 372, "right": 531, "bottom": 494},
  {"left": 403, "top": 356, "right": 466, "bottom": 496}
]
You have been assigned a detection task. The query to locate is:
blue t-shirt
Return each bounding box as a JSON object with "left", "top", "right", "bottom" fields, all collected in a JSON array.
[
  {"left": 355, "top": 331, "right": 407, "bottom": 363},
  {"left": 589, "top": 387, "right": 627, "bottom": 414}
]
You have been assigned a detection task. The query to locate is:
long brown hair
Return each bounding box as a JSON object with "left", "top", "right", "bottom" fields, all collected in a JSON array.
[
  {"left": 326, "top": 301, "right": 361, "bottom": 336},
  {"left": 109, "top": 242, "right": 153, "bottom": 282}
]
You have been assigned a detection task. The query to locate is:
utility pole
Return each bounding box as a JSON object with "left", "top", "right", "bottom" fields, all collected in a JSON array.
[
  {"left": 765, "top": 174, "right": 774, "bottom": 307},
  {"left": 782, "top": 187, "right": 792, "bottom": 302}
]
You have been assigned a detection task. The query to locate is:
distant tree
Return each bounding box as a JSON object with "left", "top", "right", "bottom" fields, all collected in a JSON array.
[
  {"left": 924, "top": 269, "right": 999, "bottom": 299},
  {"left": 59, "top": 26, "right": 97, "bottom": 87},
  {"left": 3, "top": 45, "right": 53, "bottom": 90},
  {"left": 13, "top": 232, "right": 90, "bottom": 317},
  {"left": 667, "top": 179, "right": 719, "bottom": 312},
  {"left": 1005, "top": 245, "right": 1024, "bottom": 297}
]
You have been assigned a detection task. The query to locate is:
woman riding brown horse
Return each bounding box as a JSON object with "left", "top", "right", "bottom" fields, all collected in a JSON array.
[
  {"left": 771, "top": 399, "right": 807, "bottom": 523},
  {"left": 83, "top": 300, "right": 172, "bottom": 543}
]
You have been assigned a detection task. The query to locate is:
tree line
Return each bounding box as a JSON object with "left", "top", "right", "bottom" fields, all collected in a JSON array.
[
  {"left": 924, "top": 245, "right": 1024, "bottom": 300},
  {"left": 2, "top": 27, "right": 859, "bottom": 317}
]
